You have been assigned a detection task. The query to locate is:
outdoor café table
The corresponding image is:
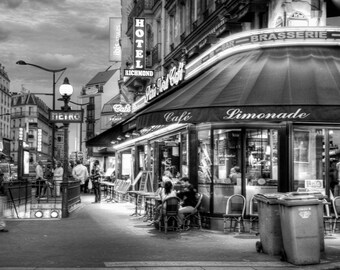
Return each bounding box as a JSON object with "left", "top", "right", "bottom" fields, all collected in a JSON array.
[
  {"left": 144, "top": 193, "right": 161, "bottom": 222},
  {"left": 102, "top": 181, "right": 115, "bottom": 202},
  {"left": 128, "top": 190, "right": 152, "bottom": 216}
]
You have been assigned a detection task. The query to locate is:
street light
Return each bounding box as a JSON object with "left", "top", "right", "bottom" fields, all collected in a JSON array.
[
  {"left": 59, "top": 77, "right": 73, "bottom": 218},
  {"left": 57, "top": 98, "right": 89, "bottom": 153},
  {"left": 16, "top": 60, "right": 67, "bottom": 165}
]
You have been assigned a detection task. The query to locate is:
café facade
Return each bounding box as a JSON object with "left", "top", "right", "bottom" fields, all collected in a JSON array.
[{"left": 87, "top": 27, "right": 340, "bottom": 229}]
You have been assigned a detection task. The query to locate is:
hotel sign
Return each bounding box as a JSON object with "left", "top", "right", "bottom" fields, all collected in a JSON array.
[
  {"left": 134, "top": 18, "right": 146, "bottom": 69},
  {"left": 124, "top": 69, "right": 154, "bottom": 77},
  {"left": 50, "top": 110, "right": 83, "bottom": 123},
  {"left": 124, "top": 17, "right": 154, "bottom": 78}
]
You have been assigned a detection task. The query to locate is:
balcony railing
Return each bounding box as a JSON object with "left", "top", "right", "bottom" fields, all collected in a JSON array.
[
  {"left": 151, "top": 43, "right": 161, "bottom": 66},
  {"left": 127, "top": 0, "right": 156, "bottom": 32}
]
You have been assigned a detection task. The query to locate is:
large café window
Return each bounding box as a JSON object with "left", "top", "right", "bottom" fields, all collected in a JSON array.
[
  {"left": 198, "top": 127, "right": 279, "bottom": 215},
  {"left": 293, "top": 127, "right": 329, "bottom": 194}
]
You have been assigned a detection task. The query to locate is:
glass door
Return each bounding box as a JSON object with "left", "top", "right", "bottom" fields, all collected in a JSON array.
[{"left": 245, "top": 129, "right": 278, "bottom": 213}]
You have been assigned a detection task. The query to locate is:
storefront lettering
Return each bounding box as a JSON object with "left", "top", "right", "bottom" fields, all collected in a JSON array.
[
  {"left": 134, "top": 18, "right": 146, "bottom": 69},
  {"left": 112, "top": 104, "right": 132, "bottom": 113},
  {"left": 145, "top": 62, "right": 185, "bottom": 102},
  {"left": 250, "top": 31, "right": 327, "bottom": 43},
  {"left": 164, "top": 111, "right": 192, "bottom": 124},
  {"left": 223, "top": 108, "right": 310, "bottom": 120}
]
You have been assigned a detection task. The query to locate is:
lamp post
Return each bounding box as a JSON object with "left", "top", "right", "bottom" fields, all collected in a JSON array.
[
  {"left": 59, "top": 77, "right": 73, "bottom": 218},
  {"left": 57, "top": 98, "right": 89, "bottom": 153},
  {"left": 16, "top": 60, "right": 66, "bottom": 166}
]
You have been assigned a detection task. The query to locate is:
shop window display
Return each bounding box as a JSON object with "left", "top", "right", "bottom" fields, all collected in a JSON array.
[
  {"left": 293, "top": 127, "right": 328, "bottom": 194},
  {"left": 245, "top": 129, "right": 278, "bottom": 187},
  {"left": 198, "top": 129, "right": 212, "bottom": 213},
  {"left": 213, "top": 129, "right": 242, "bottom": 213}
]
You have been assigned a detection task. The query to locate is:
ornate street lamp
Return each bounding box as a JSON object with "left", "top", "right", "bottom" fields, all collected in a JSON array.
[
  {"left": 59, "top": 77, "right": 73, "bottom": 218},
  {"left": 16, "top": 60, "right": 67, "bottom": 166}
]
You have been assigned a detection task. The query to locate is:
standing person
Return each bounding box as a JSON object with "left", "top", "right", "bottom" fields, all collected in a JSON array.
[
  {"left": 53, "top": 161, "right": 64, "bottom": 197},
  {"left": 35, "top": 161, "right": 44, "bottom": 198},
  {"left": 41, "top": 163, "right": 54, "bottom": 197},
  {"left": 72, "top": 160, "right": 89, "bottom": 193},
  {"left": 91, "top": 160, "right": 102, "bottom": 203},
  {"left": 0, "top": 168, "right": 8, "bottom": 232}
]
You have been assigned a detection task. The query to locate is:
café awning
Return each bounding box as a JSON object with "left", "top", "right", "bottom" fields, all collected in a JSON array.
[
  {"left": 86, "top": 123, "right": 123, "bottom": 147},
  {"left": 136, "top": 46, "right": 340, "bottom": 129}
]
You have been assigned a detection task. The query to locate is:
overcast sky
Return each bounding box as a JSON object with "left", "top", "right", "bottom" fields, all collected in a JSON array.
[
  {"left": 0, "top": 0, "right": 121, "bottom": 107},
  {"left": 0, "top": 0, "right": 121, "bottom": 152}
]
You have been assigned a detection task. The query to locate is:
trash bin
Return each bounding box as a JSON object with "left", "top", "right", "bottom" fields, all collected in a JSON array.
[
  {"left": 287, "top": 191, "right": 327, "bottom": 252},
  {"left": 254, "top": 193, "right": 284, "bottom": 256},
  {"left": 278, "top": 195, "right": 321, "bottom": 265}
]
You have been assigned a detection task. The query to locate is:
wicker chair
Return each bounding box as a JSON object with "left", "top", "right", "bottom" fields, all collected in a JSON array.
[{"left": 159, "top": 196, "right": 181, "bottom": 233}]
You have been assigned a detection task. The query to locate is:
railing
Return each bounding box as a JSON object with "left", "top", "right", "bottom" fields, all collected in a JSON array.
[
  {"left": 66, "top": 180, "right": 81, "bottom": 209},
  {"left": 2, "top": 179, "right": 80, "bottom": 218},
  {"left": 151, "top": 43, "right": 162, "bottom": 66},
  {"left": 127, "top": 0, "right": 156, "bottom": 32},
  {"left": 2, "top": 180, "right": 32, "bottom": 218}
]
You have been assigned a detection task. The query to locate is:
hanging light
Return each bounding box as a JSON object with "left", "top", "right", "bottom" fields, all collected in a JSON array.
[
  {"left": 117, "top": 136, "right": 124, "bottom": 141},
  {"left": 125, "top": 132, "right": 131, "bottom": 138}
]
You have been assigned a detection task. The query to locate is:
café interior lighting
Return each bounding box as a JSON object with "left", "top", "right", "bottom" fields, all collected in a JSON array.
[{"left": 132, "top": 130, "right": 141, "bottom": 136}]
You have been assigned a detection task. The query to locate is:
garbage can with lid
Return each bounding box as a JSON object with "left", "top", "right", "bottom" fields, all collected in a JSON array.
[
  {"left": 278, "top": 195, "right": 321, "bottom": 265},
  {"left": 287, "top": 191, "right": 327, "bottom": 252},
  {"left": 254, "top": 193, "right": 284, "bottom": 256}
]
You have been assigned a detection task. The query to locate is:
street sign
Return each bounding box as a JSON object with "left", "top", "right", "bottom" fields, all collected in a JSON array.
[{"left": 49, "top": 110, "right": 83, "bottom": 123}]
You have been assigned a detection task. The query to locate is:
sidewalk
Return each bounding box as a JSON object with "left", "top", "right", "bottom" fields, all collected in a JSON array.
[{"left": 0, "top": 194, "right": 340, "bottom": 269}]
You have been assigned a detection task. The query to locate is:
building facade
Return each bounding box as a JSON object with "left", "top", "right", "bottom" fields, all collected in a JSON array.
[
  {"left": 0, "top": 64, "right": 12, "bottom": 158},
  {"left": 11, "top": 92, "right": 53, "bottom": 172},
  {"left": 87, "top": 0, "right": 340, "bottom": 230}
]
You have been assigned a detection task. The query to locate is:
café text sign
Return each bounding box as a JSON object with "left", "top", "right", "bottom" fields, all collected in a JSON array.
[
  {"left": 112, "top": 104, "right": 132, "bottom": 113},
  {"left": 50, "top": 110, "right": 83, "bottom": 123},
  {"left": 145, "top": 62, "right": 185, "bottom": 102}
]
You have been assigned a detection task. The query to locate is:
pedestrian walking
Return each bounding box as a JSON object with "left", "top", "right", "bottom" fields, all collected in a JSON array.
[
  {"left": 91, "top": 160, "right": 102, "bottom": 203},
  {"left": 72, "top": 160, "right": 89, "bottom": 193},
  {"left": 53, "top": 161, "right": 63, "bottom": 197}
]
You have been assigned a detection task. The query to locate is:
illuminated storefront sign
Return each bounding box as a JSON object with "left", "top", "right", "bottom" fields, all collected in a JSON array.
[
  {"left": 185, "top": 28, "right": 340, "bottom": 77},
  {"left": 134, "top": 18, "right": 146, "bottom": 69},
  {"left": 124, "top": 17, "right": 154, "bottom": 78},
  {"left": 145, "top": 62, "right": 185, "bottom": 102},
  {"left": 124, "top": 69, "right": 154, "bottom": 77},
  {"left": 112, "top": 104, "right": 132, "bottom": 113}
]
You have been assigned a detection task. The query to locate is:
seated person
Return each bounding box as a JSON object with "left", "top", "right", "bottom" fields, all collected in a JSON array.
[
  {"left": 177, "top": 183, "right": 197, "bottom": 228},
  {"left": 162, "top": 170, "right": 173, "bottom": 184},
  {"left": 153, "top": 181, "right": 177, "bottom": 224},
  {"left": 229, "top": 166, "right": 241, "bottom": 185}
]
